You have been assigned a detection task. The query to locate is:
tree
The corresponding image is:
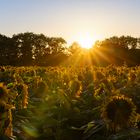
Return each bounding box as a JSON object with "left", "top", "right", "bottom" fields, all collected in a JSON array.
[
  {"left": 12, "top": 32, "right": 35, "bottom": 65},
  {"left": 91, "top": 36, "right": 140, "bottom": 66},
  {"left": 47, "top": 37, "right": 66, "bottom": 54},
  {"left": 0, "top": 34, "right": 17, "bottom": 65},
  {"left": 0, "top": 32, "right": 140, "bottom": 66},
  {"left": 32, "top": 34, "right": 48, "bottom": 65},
  {"left": 68, "top": 42, "right": 82, "bottom": 55},
  {"left": 44, "top": 37, "right": 68, "bottom": 66}
]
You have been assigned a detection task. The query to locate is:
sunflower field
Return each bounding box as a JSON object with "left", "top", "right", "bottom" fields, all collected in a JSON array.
[{"left": 0, "top": 65, "right": 140, "bottom": 140}]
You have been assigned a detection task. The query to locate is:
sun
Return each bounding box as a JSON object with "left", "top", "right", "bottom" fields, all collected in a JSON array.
[{"left": 75, "top": 33, "right": 96, "bottom": 49}]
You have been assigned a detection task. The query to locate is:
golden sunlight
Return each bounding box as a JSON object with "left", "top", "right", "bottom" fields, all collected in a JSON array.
[{"left": 75, "top": 32, "right": 97, "bottom": 49}]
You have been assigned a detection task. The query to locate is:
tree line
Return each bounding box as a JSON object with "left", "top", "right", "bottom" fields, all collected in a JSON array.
[
  {"left": 69, "top": 36, "right": 140, "bottom": 66},
  {"left": 91, "top": 36, "right": 140, "bottom": 66},
  {"left": 0, "top": 32, "right": 140, "bottom": 66},
  {"left": 0, "top": 32, "right": 68, "bottom": 66}
]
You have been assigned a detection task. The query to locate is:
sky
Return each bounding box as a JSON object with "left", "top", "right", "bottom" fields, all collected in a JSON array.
[{"left": 0, "top": 0, "right": 140, "bottom": 45}]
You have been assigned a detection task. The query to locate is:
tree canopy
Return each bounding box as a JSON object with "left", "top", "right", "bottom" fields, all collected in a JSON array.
[{"left": 0, "top": 33, "right": 140, "bottom": 66}]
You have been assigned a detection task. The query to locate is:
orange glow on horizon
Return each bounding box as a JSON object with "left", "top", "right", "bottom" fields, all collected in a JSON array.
[{"left": 71, "top": 32, "right": 101, "bottom": 49}]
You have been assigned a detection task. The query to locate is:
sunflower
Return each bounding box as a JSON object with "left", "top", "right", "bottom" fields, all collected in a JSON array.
[
  {"left": 101, "top": 95, "right": 136, "bottom": 132},
  {"left": 0, "top": 83, "right": 8, "bottom": 99},
  {"left": 15, "top": 83, "right": 28, "bottom": 109},
  {"left": 0, "top": 83, "right": 14, "bottom": 137}
]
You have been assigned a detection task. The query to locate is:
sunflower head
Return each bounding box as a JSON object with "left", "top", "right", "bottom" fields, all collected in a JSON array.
[
  {"left": 94, "top": 71, "right": 105, "bottom": 81},
  {"left": 69, "top": 80, "right": 82, "bottom": 98},
  {"left": 101, "top": 95, "right": 136, "bottom": 132},
  {"left": 128, "top": 71, "right": 136, "bottom": 81},
  {"left": 0, "top": 83, "right": 8, "bottom": 99}
]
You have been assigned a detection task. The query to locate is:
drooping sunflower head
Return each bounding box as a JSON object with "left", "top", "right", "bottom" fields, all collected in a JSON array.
[
  {"left": 37, "top": 81, "right": 47, "bottom": 92},
  {"left": 69, "top": 80, "right": 82, "bottom": 98},
  {"left": 128, "top": 71, "right": 136, "bottom": 81},
  {"left": 0, "top": 83, "right": 8, "bottom": 98},
  {"left": 94, "top": 71, "right": 105, "bottom": 81},
  {"left": 101, "top": 95, "right": 136, "bottom": 132}
]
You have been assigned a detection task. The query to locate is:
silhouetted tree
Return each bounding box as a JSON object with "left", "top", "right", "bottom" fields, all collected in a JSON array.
[
  {"left": 0, "top": 33, "right": 140, "bottom": 66},
  {"left": 0, "top": 34, "right": 18, "bottom": 65},
  {"left": 46, "top": 37, "right": 66, "bottom": 54},
  {"left": 91, "top": 36, "right": 140, "bottom": 66},
  {"left": 32, "top": 34, "right": 48, "bottom": 65},
  {"left": 68, "top": 42, "right": 82, "bottom": 55},
  {"left": 44, "top": 37, "right": 68, "bottom": 66},
  {"left": 12, "top": 32, "right": 35, "bottom": 65}
]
